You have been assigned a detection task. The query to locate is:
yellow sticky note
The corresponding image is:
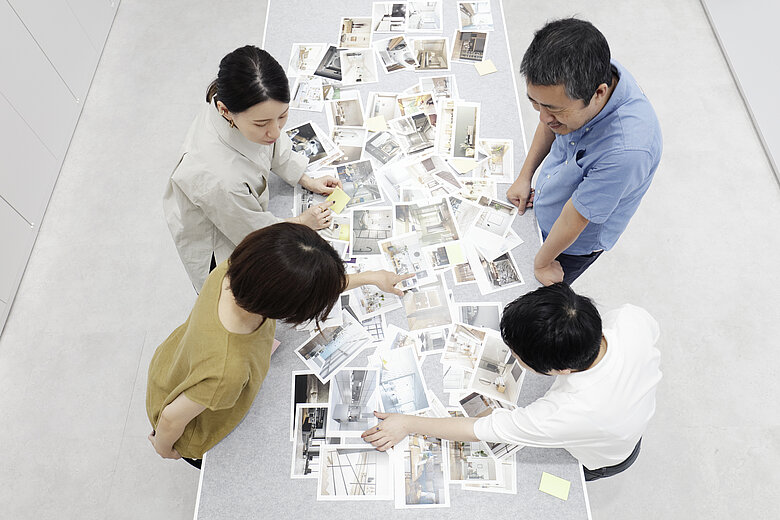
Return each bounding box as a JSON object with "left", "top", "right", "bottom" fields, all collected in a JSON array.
[
  {"left": 366, "top": 115, "right": 388, "bottom": 132},
  {"left": 325, "top": 187, "right": 351, "bottom": 214},
  {"left": 539, "top": 472, "right": 570, "bottom": 501},
  {"left": 450, "top": 158, "right": 477, "bottom": 174},
  {"left": 445, "top": 243, "right": 465, "bottom": 265},
  {"left": 475, "top": 59, "right": 498, "bottom": 76}
]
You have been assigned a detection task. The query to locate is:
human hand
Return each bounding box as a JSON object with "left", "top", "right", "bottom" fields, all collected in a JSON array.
[
  {"left": 370, "top": 270, "right": 415, "bottom": 297},
  {"left": 148, "top": 431, "right": 181, "bottom": 460},
  {"left": 534, "top": 260, "right": 564, "bottom": 286},
  {"left": 506, "top": 178, "right": 535, "bottom": 215},
  {"left": 361, "top": 412, "right": 409, "bottom": 451},
  {"left": 301, "top": 174, "right": 342, "bottom": 195},
  {"left": 297, "top": 201, "right": 334, "bottom": 230}
]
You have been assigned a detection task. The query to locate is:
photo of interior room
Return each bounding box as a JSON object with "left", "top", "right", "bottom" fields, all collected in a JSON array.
[
  {"left": 290, "top": 75, "right": 324, "bottom": 111},
  {"left": 375, "top": 36, "right": 417, "bottom": 73},
  {"left": 340, "top": 49, "right": 378, "bottom": 85},
  {"left": 477, "top": 138, "right": 512, "bottom": 179},
  {"left": 296, "top": 311, "right": 373, "bottom": 382},
  {"left": 291, "top": 404, "right": 328, "bottom": 478},
  {"left": 398, "top": 434, "right": 449, "bottom": 507},
  {"left": 417, "top": 326, "right": 449, "bottom": 355},
  {"left": 351, "top": 208, "right": 392, "bottom": 255},
  {"left": 330, "top": 127, "right": 366, "bottom": 165},
  {"left": 453, "top": 262, "right": 476, "bottom": 284},
  {"left": 388, "top": 112, "right": 435, "bottom": 154},
  {"left": 327, "top": 369, "right": 380, "bottom": 435},
  {"left": 394, "top": 200, "right": 459, "bottom": 245},
  {"left": 372, "top": 2, "right": 407, "bottom": 32},
  {"left": 457, "top": 303, "right": 501, "bottom": 329},
  {"left": 314, "top": 45, "right": 343, "bottom": 81},
  {"left": 402, "top": 277, "right": 452, "bottom": 331},
  {"left": 380, "top": 232, "right": 435, "bottom": 289},
  {"left": 474, "top": 195, "right": 515, "bottom": 237},
  {"left": 441, "top": 323, "right": 485, "bottom": 370},
  {"left": 420, "top": 75, "right": 457, "bottom": 102},
  {"left": 326, "top": 97, "right": 365, "bottom": 128},
  {"left": 337, "top": 160, "right": 383, "bottom": 208},
  {"left": 478, "top": 251, "right": 522, "bottom": 290},
  {"left": 458, "top": 1, "right": 494, "bottom": 31},
  {"left": 367, "top": 92, "right": 400, "bottom": 120},
  {"left": 287, "top": 122, "right": 327, "bottom": 163},
  {"left": 288, "top": 43, "right": 328, "bottom": 76},
  {"left": 452, "top": 103, "right": 479, "bottom": 158},
  {"left": 412, "top": 37, "right": 449, "bottom": 70},
  {"left": 448, "top": 438, "right": 498, "bottom": 482},
  {"left": 451, "top": 30, "right": 487, "bottom": 62},
  {"left": 319, "top": 447, "right": 392, "bottom": 499},
  {"left": 290, "top": 372, "right": 330, "bottom": 440},
  {"left": 407, "top": 1, "right": 443, "bottom": 32},
  {"left": 365, "top": 131, "right": 402, "bottom": 164},
  {"left": 339, "top": 17, "right": 372, "bottom": 48},
  {"left": 378, "top": 346, "right": 429, "bottom": 414},
  {"left": 442, "top": 365, "right": 472, "bottom": 393},
  {"left": 469, "top": 334, "right": 525, "bottom": 405}
]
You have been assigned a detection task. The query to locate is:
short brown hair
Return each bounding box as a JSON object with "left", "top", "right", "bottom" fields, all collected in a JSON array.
[{"left": 227, "top": 223, "right": 347, "bottom": 325}]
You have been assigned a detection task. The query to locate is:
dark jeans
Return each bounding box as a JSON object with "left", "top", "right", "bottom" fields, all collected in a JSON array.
[
  {"left": 556, "top": 250, "right": 603, "bottom": 285},
  {"left": 583, "top": 439, "right": 641, "bottom": 481},
  {"left": 183, "top": 457, "right": 202, "bottom": 470}
]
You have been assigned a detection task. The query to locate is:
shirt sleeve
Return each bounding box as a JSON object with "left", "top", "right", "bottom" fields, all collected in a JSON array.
[
  {"left": 473, "top": 398, "right": 574, "bottom": 448},
  {"left": 571, "top": 149, "right": 654, "bottom": 224},
  {"left": 271, "top": 130, "right": 308, "bottom": 186}
]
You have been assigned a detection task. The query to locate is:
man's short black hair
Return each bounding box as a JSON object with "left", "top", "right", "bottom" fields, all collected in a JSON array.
[
  {"left": 520, "top": 17, "right": 612, "bottom": 104},
  {"left": 500, "top": 283, "right": 602, "bottom": 374}
]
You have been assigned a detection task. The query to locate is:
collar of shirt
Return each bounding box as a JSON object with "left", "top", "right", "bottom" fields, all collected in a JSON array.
[
  {"left": 551, "top": 328, "right": 618, "bottom": 393},
  {"left": 568, "top": 59, "right": 629, "bottom": 142},
  {"left": 207, "top": 101, "right": 271, "bottom": 168}
]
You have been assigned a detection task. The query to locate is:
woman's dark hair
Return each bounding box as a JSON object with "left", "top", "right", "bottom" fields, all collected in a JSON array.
[
  {"left": 226, "top": 223, "right": 347, "bottom": 325},
  {"left": 520, "top": 18, "right": 612, "bottom": 104},
  {"left": 205, "top": 45, "right": 290, "bottom": 112},
  {"left": 500, "top": 283, "right": 602, "bottom": 374}
]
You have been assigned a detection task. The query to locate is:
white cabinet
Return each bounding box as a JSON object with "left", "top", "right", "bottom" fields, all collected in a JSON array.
[
  {"left": 0, "top": 1, "right": 81, "bottom": 161},
  {"left": 0, "top": 93, "right": 60, "bottom": 226},
  {"left": 7, "top": 0, "right": 100, "bottom": 101},
  {"left": 65, "top": 0, "right": 119, "bottom": 51},
  {"left": 0, "top": 198, "right": 36, "bottom": 304}
]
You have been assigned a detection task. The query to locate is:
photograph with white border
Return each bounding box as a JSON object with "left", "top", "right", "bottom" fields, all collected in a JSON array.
[
  {"left": 457, "top": 1, "right": 494, "bottom": 31},
  {"left": 375, "top": 345, "right": 430, "bottom": 414},
  {"left": 287, "top": 43, "right": 328, "bottom": 76},
  {"left": 318, "top": 446, "right": 394, "bottom": 500},
  {"left": 411, "top": 37, "right": 450, "bottom": 71},
  {"left": 372, "top": 2, "right": 408, "bottom": 33},
  {"left": 338, "top": 17, "right": 373, "bottom": 48},
  {"left": 289, "top": 370, "right": 330, "bottom": 441},
  {"left": 291, "top": 403, "right": 328, "bottom": 479},
  {"left": 393, "top": 434, "right": 450, "bottom": 508},
  {"left": 326, "top": 368, "right": 381, "bottom": 436},
  {"left": 340, "top": 48, "right": 379, "bottom": 86},
  {"left": 373, "top": 36, "right": 417, "bottom": 73},
  {"left": 406, "top": 1, "right": 443, "bottom": 33}
]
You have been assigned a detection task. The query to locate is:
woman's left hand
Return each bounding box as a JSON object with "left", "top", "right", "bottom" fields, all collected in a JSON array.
[
  {"left": 301, "top": 174, "right": 343, "bottom": 195},
  {"left": 371, "top": 270, "right": 414, "bottom": 297}
]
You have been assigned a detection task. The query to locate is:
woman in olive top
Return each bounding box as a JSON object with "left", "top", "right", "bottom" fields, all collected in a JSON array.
[
  {"left": 164, "top": 45, "right": 342, "bottom": 291},
  {"left": 146, "top": 223, "right": 409, "bottom": 468}
]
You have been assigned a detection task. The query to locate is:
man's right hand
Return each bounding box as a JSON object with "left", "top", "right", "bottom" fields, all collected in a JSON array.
[{"left": 506, "top": 178, "right": 535, "bottom": 215}]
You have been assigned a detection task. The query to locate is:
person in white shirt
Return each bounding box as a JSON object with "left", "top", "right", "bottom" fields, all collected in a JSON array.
[
  {"left": 362, "top": 283, "right": 662, "bottom": 481},
  {"left": 164, "top": 45, "right": 341, "bottom": 291}
]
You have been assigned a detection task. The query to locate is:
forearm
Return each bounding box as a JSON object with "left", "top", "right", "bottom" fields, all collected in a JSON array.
[
  {"left": 404, "top": 416, "right": 480, "bottom": 442},
  {"left": 535, "top": 200, "right": 589, "bottom": 267},
  {"left": 345, "top": 271, "right": 373, "bottom": 292},
  {"left": 154, "top": 410, "right": 189, "bottom": 450},
  {"left": 517, "top": 122, "right": 555, "bottom": 182}
]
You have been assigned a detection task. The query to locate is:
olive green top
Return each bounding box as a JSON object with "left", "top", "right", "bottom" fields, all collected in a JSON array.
[{"left": 146, "top": 260, "right": 276, "bottom": 458}]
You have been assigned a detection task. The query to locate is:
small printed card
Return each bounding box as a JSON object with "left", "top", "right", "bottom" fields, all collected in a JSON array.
[
  {"left": 366, "top": 115, "right": 388, "bottom": 132},
  {"left": 325, "top": 187, "right": 351, "bottom": 214},
  {"left": 475, "top": 59, "right": 497, "bottom": 76},
  {"left": 539, "top": 472, "right": 570, "bottom": 501}
]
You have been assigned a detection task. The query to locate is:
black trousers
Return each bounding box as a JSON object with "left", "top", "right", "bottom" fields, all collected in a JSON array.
[
  {"left": 183, "top": 457, "right": 202, "bottom": 470},
  {"left": 583, "top": 438, "right": 641, "bottom": 481},
  {"left": 556, "top": 250, "right": 603, "bottom": 285}
]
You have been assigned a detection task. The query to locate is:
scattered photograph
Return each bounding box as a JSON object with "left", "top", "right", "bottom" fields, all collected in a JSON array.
[
  {"left": 372, "top": 2, "right": 408, "bottom": 33},
  {"left": 379, "top": 232, "right": 437, "bottom": 289},
  {"left": 330, "top": 126, "right": 367, "bottom": 165},
  {"left": 314, "top": 45, "right": 344, "bottom": 81},
  {"left": 365, "top": 92, "right": 400, "bottom": 121},
  {"left": 458, "top": 391, "right": 521, "bottom": 460},
  {"left": 347, "top": 256, "right": 403, "bottom": 319},
  {"left": 318, "top": 446, "right": 394, "bottom": 500},
  {"left": 452, "top": 262, "right": 476, "bottom": 285},
  {"left": 339, "top": 16, "right": 373, "bottom": 48},
  {"left": 402, "top": 275, "right": 453, "bottom": 331},
  {"left": 376, "top": 345, "right": 430, "bottom": 414},
  {"left": 455, "top": 302, "right": 501, "bottom": 330},
  {"left": 286, "top": 121, "right": 340, "bottom": 168},
  {"left": 475, "top": 228, "right": 524, "bottom": 262},
  {"left": 328, "top": 239, "right": 351, "bottom": 260},
  {"left": 337, "top": 160, "right": 384, "bottom": 208},
  {"left": 351, "top": 207, "right": 393, "bottom": 255},
  {"left": 477, "top": 138, "right": 514, "bottom": 181},
  {"left": 463, "top": 459, "right": 517, "bottom": 494},
  {"left": 435, "top": 99, "right": 456, "bottom": 155},
  {"left": 458, "top": 178, "right": 496, "bottom": 201},
  {"left": 442, "top": 365, "right": 472, "bottom": 393},
  {"left": 340, "top": 49, "right": 379, "bottom": 86},
  {"left": 394, "top": 434, "right": 450, "bottom": 508},
  {"left": 441, "top": 323, "right": 485, "bottom": 370},
  {"left": 287, "top": 43, "right": 328, "bottom": 76},
  {"left": 451, "top": 31, "right": 488, "bottom": 63},
  {"left": 291, "top": 403, "right": 328, "bottom": 478},
  {"left": 423, "top": 242, "right": 464, "bottom": 271},
  {"left": 474, "top": 195, "right": 517, "bottom": 238},
  {"left": 387, "top": 112, "right": 435, "bottom": 154},
  {"left": 451, "top": 102, "right": 480, "bottom": 159},
  {"left": 325, "top": 94, "right": 365, "bottom": 129},
  {"left": 373, "top": 36, "right": 417, "bottom": 73},
  {"left": 296, "top": 296, "right": 343, "bottom": 332},
  {"left": 326, "top": 368, "right": 381, "bottom": 436},
  {"left": 458, "top": 1, "right": 494, "bottom": 31},
  {"left": 295, "top": 310, "right": 373, "bottom": 383},
  {"left": 359, "top": 312, "right": 387, "bottom": 343},
  {"left": 365, "top": 131, "right": 403, "bottom": 165},
  {"left": 466, "top": 245, "right": 525, "bottom": 295},
  {"left": 416, "top": 325, "right": 450, "bottom": 356},
  {"left": 380, "top": 153, "right": 459, "bottom": 202},
  {"left": 446, "top": 409, "right": 500, "bottom": 483},
  {"left": 381, "top": 324, "right": 422, "bottom": 353},
  {"left": 393, "top": 199, "right": 459, "bottom": 245},
  {"left": 292, "top": 169, "right": 328, "bottom": 216},
  {"left": 419, "top": 75, "right": 458, "bottom": 104},
  {"left": 407, "top": 1, "right": 444, "bottom": 33},
  {"left": 290, "top": 75, "right": 325, "bottom": 112},
  {"left": 319, "top": 213, "right": 351, "bottom": 242},
  {"left": 467, "top": 333, "right": 525, "bottom": 406},
  {"left": 411, "top": 37, "right": 450, "bottom": 71},
  {"left": 322, "top": 81, "right": 345, "bottom": 101},
  {"left": 289, "top": 371, "right": 330, "bottom": 441},
  {"left": 447, "top": 195, "right": 481, "bottom": 235}
]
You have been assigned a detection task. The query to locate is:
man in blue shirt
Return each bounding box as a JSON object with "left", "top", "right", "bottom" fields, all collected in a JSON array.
[{"left": 507, "top": 18, "right": 662, "bottom": 285}]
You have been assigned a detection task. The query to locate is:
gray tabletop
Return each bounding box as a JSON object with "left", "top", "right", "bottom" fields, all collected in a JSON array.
[{"left": 197, "top": 1, "right": 589, "bottom": 518}]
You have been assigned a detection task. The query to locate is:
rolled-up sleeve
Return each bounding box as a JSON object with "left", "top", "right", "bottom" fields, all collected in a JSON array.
[{"left": 271, "top": 130, "right": 308, "bottom": 186}]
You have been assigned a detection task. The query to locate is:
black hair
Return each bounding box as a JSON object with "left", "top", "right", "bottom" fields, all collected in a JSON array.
[
  {"left": 205, "top": 45, "right": 290, "bottom": 111},
  {"left": 520, "top": 18, "right": 612, "bottom": 104},
  {"left": 500, "top": 283, "right": 602, "bottom": 374},
  {"left": 226, "top": 223, "right": 347, "bottom": 325}
]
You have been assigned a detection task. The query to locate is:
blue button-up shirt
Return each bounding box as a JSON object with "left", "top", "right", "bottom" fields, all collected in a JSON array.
[{"left": 534, "top": 60, "right": 662, "bottom": 255}]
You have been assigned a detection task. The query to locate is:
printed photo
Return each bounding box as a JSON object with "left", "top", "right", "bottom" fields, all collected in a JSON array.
[
  {"left": 337, "top": 160, "right": 384, "bottom": 208},
  {"left": 359, "top": 312, "right": 387, "bottom": 343},
  {"left": 379, "top": 232, "right": 437, "bottom": 289},
  {"left": 380, "top": 324, "right": 422, "bottom": 353},
  {"left": 419, "top": 75, "right": 458, "bottom": 103},
  {"left": 347, "top": 257, "right": 402, "bottom": 318},
  {"left": 387, "top": 112, "right": 435, "bottom": 154},
  {"left": 291, "top": 404, "right": 328, "bottom": 478},
  {"left": 435, "top": 99, "right": 456, "bottom": 155},
  {"left": 290, "top": 75, "right": 325, "bottom": 112},
  {"left": 447, "top": 410, "right": 499, "bottom": 483},
  {"left": 372, "top": 2, "right": 407, "bottom": 33},
  {"left": 397, "top": 93, "right": 436, "bottom": 123},
  {"left": 287, "top": 43, "right": 328, "bottom": 76},
  {"left": 451, "top": 30, "right": 488, "bottom": 62},
  {"left": 365, "top": 131, "right": 402, "bottom": 165},
  {"left": 365, "top": 92, "right": 400, "bottom": 121},
  {"left": 394, "top": 199, "right": 459, "bottom": 245},
  {"left": 407, "top": 1, "right": 443, "bottom": 33},
  {"left": 402, "top": 275, "right": 453, "bottom": 331},
  {"left": 441, "top": 323, "right": 485, "bottom": 370},
  {"left": 339, "top": 16, "right": 373, "bottom": 48},
  {"left": 314, "top": 45, "right": 343, "bottom": 81},
  {"left": 416, "top": 325, "right": 450, "bottom": 356},
  {"left": 455, "top": 302, "right": 501, "bottom": 330},
  {"left": 447, "top": 195, "right": 481, "bottom": 235},
  {"left": 373, "top": 36, "right": 417, "bottom": 73},
  {"left": 340, "top": 49, "right": 379, "bottom": 86},
  {"left": 328, "top": 239, "right": 350, "bottom": 260},
  {"left": 330, "top": 126, "right": 367, "bottom": 165},
  {"left": 452, "top": 262, "right": 476, "bottom": 285},
  {"left": 319, "top": 213, "right": 351, "bottom": 242},
  {"left": 477, "top": 138, "right": 514, "bottom": 181},
  {"left": 351, "top": 207, "right": 393, "bottom": 255},
  {"left": 289, "top": 371, "right": 330, "bottom": 441},
  {"left": 295, "top": 310, "right": 373, "bottom": 383},
  {"left": 451, "top": 102, "right": 480, "bottom": 159},
  {"left": 376, "top": 345, "right": 430, "bottom": 414},
  {"left": 442, "top": 365, "right": 472, "bottom": 393},
  {"left": 394, "top": 434, "right": 450, "bottom": 508},
  {"left": 474, "top": 195, "right": 517, "bottom": 238},
  {"left": 467, "top": 333, "right": 525, "bottom": 406},
  {"left": 380, "top": 153, "right": 458, "bottom": 202},
  {"left": 458, "top": 178, "right": 496, "bottom": 201},
  {"left": 318, "top": 447, "right": 394, "bottom": 500},
  {"left": 458, "top": 1, "right": 494, "bottom": 31},
  {"left": 411, "top": 37, "right": 450, "bottom": 71},
  {"left": 326, "top": 94, "right": 365, "bottom": 129},
  {"left": 458, "top": 391, "right": 521, "bottom": 460},
  {"left": 462, "top": 459, "right": 517, "bottom": 494},
  {"left": 423, "top": 242, "right": 464, "bottom": 271},
  {"left": 327, "top": 368, "right": 380, "bottom": 436},
  {"left": 286, "top": 121, "right": 340, "bottom": 168},
  {"left": 467, "top": 245, "right": 524, "bottom": 295}
]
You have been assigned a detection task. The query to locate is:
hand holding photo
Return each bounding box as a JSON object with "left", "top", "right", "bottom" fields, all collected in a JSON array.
[{"left": 325, "top": 187, "right": 351, "bottom": 213}]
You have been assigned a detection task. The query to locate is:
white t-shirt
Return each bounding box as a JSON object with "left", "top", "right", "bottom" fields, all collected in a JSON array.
[{"left": 473, "top": 304, "right": 662, "bottom": 470}]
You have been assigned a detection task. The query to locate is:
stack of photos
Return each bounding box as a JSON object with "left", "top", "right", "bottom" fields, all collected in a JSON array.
[
  {"left": 374, "top": 345, "right": 430, "bottom": 414},
  {"left": 394, "top": 433, "right": 450, "bottom": 508},
  {"left": 393, "top": 198, "right": 459, "bottom": 246},
  {"left": 340, "top": 49, "right": 379, "bottom": 85},
  {"left": 407, "top": 1, "right": 444, "bottom": 32},
  {"left": 339, "top": 17, "right": 373, "bottom": 48},
  {"left": 378, "top": 232, "right": 437, "bottom": 289},
  {"left": 372, "top": 2, "right": 408, "bottom": 33},
  {"left": 451, "top": 31, "right": 488, "bottom": 63},
  {"left": 374, "top": 36, "right": 417, "bottom": 73},
  {"left": 457, "top": 1, "right": 494, "bottom": 31},
  {"left": 318, "top": 447, "right": 394, "bottom": 500},
  {"left": 351, "top": 207, "right": 393, "bottom": 255},
  {"left": 466, "top": 333, "right": 525, "bottom": 406},
  {"left": 411, "top": 37, "right": 450, "bottom": 71},
  {"left": 337, "top": 160, "right": 384, "bottom": 208},
  {"left": 387, "top": 112, "right": 435, "bottom": 154},
  {"left": 286, "top": 121, "right": 341, "bottom": 169},
  {"left": 287, "top": 43, "right": 328, "bottom": 76}
]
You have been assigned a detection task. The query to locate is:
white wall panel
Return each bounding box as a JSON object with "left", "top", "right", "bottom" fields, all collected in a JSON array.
[
  {"left": 0, "top": 93, "right": 59, "bottom": 226},
  {"left": 0, "top": 198, "right": 35, "bottom": 303},
  {"left": 0, "top": 1, "right": 80, "bottom": 161},
  {"left": 8, "top": 0, "right": 99, "bottom": 101},
  {"left": 65, "top": 0, "right": 118, "bottom": 51}
]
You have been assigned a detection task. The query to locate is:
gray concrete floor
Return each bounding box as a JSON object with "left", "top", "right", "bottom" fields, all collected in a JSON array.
[{"left": 0, "top": 0, "right": 778, "bottom": 518}]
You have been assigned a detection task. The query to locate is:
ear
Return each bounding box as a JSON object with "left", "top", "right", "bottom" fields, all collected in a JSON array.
[
  {"left": 215, "top": 100, "right": 230, "bottom": 117},
  {"left": 592, "top": 82, "right": 610, "bottom": 104}
]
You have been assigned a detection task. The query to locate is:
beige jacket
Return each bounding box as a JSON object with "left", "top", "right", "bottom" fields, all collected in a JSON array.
[{"left": 163, "top": 102, "right": 308, "bottom": 290}]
